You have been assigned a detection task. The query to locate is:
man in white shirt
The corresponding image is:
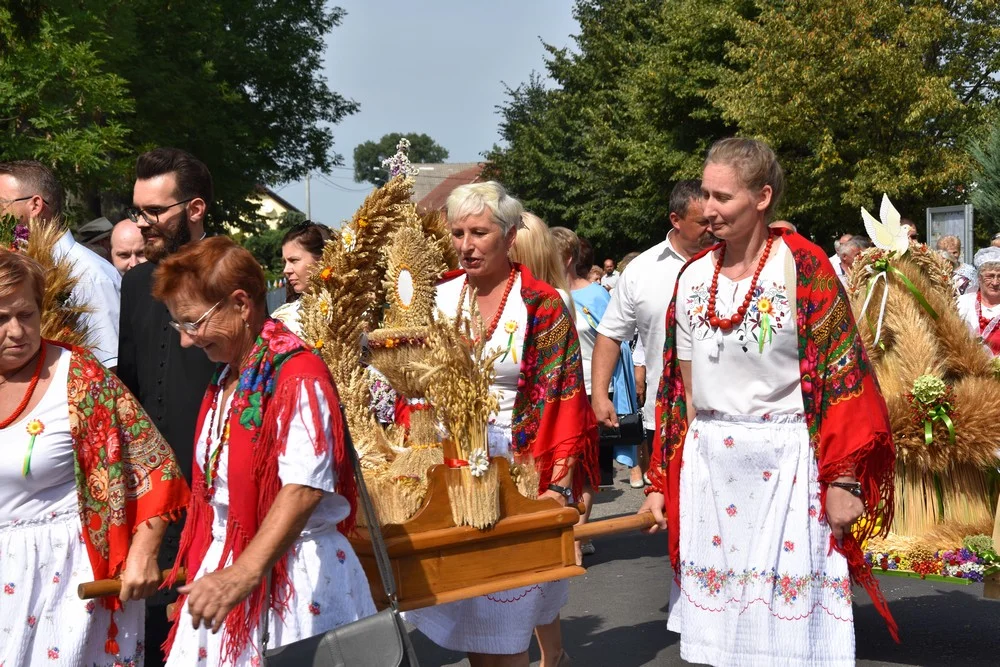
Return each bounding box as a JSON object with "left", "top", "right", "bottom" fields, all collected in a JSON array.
[
  {"left": 591, "top": 180, "right": 711, "bottom": 480},
  {"left": 600, "top": 258, "right": 619, "bottom": 291},
  {"left": 829, "top": 232, "right": 853, "bottom": 277},
  {"left": 0, "top": 160, "right": 121, "bottom": 370},
  {"left": 837, "top": 236, "right": 870, "bottom": 288}
]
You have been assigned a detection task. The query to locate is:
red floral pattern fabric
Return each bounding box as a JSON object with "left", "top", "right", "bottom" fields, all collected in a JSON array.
[
  {"left": 61, "top": 341, "right": 190, "bottom": 654},
  {"left": 649, "top": 231, "right": 898, "bottom": 641}
]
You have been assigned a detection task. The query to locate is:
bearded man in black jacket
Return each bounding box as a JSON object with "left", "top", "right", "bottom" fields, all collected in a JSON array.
[{"left": 118, "top": 147, "right": 218, "bottom": 666}]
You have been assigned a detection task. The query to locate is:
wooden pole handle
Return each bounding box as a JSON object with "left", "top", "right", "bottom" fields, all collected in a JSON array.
[
  {"left": 77, "top": 568, "right": 187, "bottom": 600},
  {"left": 573, "top": 512, "right": 657, "bottom": 541}
]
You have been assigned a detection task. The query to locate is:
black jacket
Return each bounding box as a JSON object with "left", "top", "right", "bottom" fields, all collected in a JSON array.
[{"left": 117, "top": 261, "right": 217, "bottom": 479}]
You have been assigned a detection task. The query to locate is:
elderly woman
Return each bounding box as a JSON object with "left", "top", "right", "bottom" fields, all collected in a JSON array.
[
  {"left": 957, "top": 247, "right": 1000, "bottom": 357},
  {"left": 0, "top": 250, "right": 188, "bottom": 666},
  {"left": 271, "top": 222, "right": 331, "bottom": 337},
  {"left": 640, "top": 138, "right": 897, "bottom": 665},
  {"left": 937, "top": 235, "right": 977, "bottom": 296},
  {"left": 407, "top": 182, "right": 598, "bottom": 667},
  {"left": 153, "top": 237, "right": 375, "bottom": 666}
]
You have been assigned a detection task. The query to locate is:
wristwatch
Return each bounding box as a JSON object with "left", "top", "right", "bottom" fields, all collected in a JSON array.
[
  {"left": 547, "top": 483, "right": 573, "bottom": 500},
  {"left": 829, "top": 481, "right": 863, "bottom": 499}
]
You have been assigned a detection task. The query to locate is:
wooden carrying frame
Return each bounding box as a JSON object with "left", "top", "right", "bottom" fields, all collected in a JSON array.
[{"left": 351, "top": 457, "right": 584, "bottom": 611}]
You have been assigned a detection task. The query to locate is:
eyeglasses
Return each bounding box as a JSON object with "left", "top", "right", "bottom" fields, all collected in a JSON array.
[
  {"left": 981, "top": 273, "right": 1000, "bottom": 284},
  {"left": 169, "top": 299, "right": 223, "bottom": 335},
  {"left": 126, "top": 197, "right": 196, "bottom": 225},
  {"left": 0, "top": 195, "right": 48, "bottom": 208}
]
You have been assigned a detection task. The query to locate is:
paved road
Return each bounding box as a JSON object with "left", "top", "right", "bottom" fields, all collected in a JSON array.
[{"left": 406, "top": 465, "right": 1000, "bottom": 666}]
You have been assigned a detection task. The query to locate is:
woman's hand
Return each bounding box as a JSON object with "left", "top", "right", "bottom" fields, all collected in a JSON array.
[
  {"left": 639, "top": 492, "right": 667, "bottom": 533},
  {"left": 120, "top": 515, "right": 168, "bottom": 602},
  {"left": 178, "top": 565, "right": 259, "bottom": 634},
  {"left": 826, "top": 477, "right": 865, "bottom": 543},
  {"left": 119, "top": 551, "right": 162, "bottom": 602},
  {"left": 540, "top": 489, "right": 569, "bottom": 507}
]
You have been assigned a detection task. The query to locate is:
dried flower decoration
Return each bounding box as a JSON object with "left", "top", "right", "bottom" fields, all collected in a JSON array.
[{"left": 381, "top": 138, "right": 419, "bottom": 180}]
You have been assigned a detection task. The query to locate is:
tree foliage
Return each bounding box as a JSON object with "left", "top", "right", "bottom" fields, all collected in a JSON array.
[
  {"left": 488, "top": 0, "right": 1000, "bottom": 258},
  {"left": 970, "top": 121, "right": 1000, "bottom": 244},
  {"left": 0, "top": 0, "right": 358, "bottom": 232},
  {"left": 353, "top": 132, "right": 449, "bottom": 186}
]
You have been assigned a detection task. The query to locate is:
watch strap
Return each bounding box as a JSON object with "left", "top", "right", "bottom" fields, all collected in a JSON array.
[{"left": 547, "top": 483, "right": 572, "bottom": 498}]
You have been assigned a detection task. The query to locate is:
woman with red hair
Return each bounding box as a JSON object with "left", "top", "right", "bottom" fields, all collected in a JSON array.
[{"left": 153, "top": 237, "right": 374, "bottom": 667}]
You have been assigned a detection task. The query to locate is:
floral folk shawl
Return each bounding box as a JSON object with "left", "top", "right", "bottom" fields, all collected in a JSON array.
[
  {"left": 58, "top": 341, "right": 190, "bottom": 655},
  {"left": 648, "top": 230, "right": 899, "bottom": 641},
  {"left": 163, "top": 319, "right": 354, "bottom": 664},
  {"left": 510, "top": 264, "right": 600, "bottom": 497},
  {"left": 436, "top": 264, "right": 600, "bottom": 497}
]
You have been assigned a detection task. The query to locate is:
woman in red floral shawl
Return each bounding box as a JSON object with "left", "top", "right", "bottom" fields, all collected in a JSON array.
[
  {"left": 0, "top": 250, "right": 189, "bottom": 667},
  {"left": 639, "top": 139, "right": 896, "bottom": 666},
  {"left": 153, "top": 238, "right": 375, "bottom": 667},
  {"left": 406, "top": 182, "right": 598, "bottom": 667}
]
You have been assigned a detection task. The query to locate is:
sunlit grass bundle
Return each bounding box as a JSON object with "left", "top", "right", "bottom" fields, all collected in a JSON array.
[
  {"left": 412, "top": 301, "right": 503, "bottom": 529},
  {"left": 25, "top": 218, "right": 93, "bottom": 349},
  {"left": 847, "top": 242, "right": 1000, "bottom": 539}
]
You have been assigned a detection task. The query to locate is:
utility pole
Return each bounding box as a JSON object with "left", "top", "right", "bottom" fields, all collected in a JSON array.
[{"left": 305, "top": 173, "right": 312, "bottom": 220}]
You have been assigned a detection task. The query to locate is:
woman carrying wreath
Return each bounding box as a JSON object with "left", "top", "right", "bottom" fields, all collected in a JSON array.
[
  {"left": 0, "top": 249, "right": 189, "bottom": 666},
  {"left": 640, "top": 138, "right": 897, "bottom": 666},
  {"left": 154, "top": 237, "right": 375, "bottom": 667},
  {"left": 406, "top": 182, "right": 599, "bottom": 667}
]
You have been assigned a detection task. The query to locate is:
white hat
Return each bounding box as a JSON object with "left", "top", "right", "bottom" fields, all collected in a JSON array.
[{"left": 973, "top": 246, "right": 1000, "bottom": 269}]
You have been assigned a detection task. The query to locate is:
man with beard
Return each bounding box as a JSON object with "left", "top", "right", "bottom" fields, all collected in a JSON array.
[
  {"left": 591, "top": 179, "right": 712, "bottom": 484},
  {"left": 117, "top": 147, "right": 218, "bottom": 667}
]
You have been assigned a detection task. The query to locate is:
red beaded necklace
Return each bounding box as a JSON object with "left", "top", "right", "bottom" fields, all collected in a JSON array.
[
  {"left": 458, "top": 265, "right": 518, "bottom": 341},
  {"left": 202, "top": 368, "right": 239, "bottom": 501},
  {"left": 0, "top": 344, "right": 47, "bottom": 429},
  {"left": 707, "top": 233, "right": 777, "bottom": 331}
]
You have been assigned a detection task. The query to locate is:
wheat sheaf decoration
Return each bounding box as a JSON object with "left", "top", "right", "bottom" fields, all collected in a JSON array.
[
  {"left": 22, "top": 218, "right": 94, "bottom": 349},
  {"left": 299, "top": 176, "right": 417, "bottom": 479},
  {"left": 846, "top": 197, "right": 1000, "bottom": 543}
]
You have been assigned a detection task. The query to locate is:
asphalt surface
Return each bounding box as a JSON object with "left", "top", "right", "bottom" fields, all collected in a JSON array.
[{"left": 406, "top": 464, "right": 1000, "bottom": 666}]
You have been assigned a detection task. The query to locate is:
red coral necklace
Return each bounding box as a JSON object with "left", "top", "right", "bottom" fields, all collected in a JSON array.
[
  {"left": 458, "top": 265, "right": 518, "bottom": 341},
  {"left": 0, "top": 345, "right": 47, "bottom": 429},
  {"left": 707, "top": 233, "right": 776, "bottom": 331}
]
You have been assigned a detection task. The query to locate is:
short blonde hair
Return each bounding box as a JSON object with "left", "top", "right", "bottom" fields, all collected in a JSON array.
[
  {"left": 549, "top": 226, "right": 580, "bottom": 269},
  {"left": 0, "top": 250, "right": 45, "bottom": 309},
  {"left": 705, "top": 137, "right": 785, "bottom": 220},
  {"left": 446, "top": 181, "right": 524, "bottom": 235},
  {"left": 510, "top": 213, "right": 570, "bottom": 295},
  {"left": 936, "top": 235, "right": 960, "bottom": 255}
]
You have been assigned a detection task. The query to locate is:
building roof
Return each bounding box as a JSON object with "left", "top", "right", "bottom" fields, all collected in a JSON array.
[{"left": 412, "top": 163, "right": 484, "bottom": 213}]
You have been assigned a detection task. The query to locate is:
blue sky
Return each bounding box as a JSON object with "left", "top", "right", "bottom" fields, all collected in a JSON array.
[{"left": 275, "top": 1, "right": 579, "bottom": 226}]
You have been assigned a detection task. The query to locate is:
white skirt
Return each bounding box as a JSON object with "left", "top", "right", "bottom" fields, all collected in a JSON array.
[
  {"left": 0, "top": 509, "right": 144, "bottom": 667},
  {"left": 667, "top": 412, "right": 854, "bottom": 667},
  {"left": 166, "top": 511, "right": 376, "bottom": 667},
  {"left": 404, "top": 421, "right": 569, "bottom": 655}
]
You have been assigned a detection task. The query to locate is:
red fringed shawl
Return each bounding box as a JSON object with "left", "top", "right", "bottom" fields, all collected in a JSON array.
[
  {"left": 511, "top": 265, "right": 600, "bottom": 497},
  {"left": 437, "top": 264, "right": 600, "bottom": 497},
  {"left": 163, "top": 319, "right": 355, "bottom": 664},
  {"left": 648, "top": 231, "right": 899, "bottom": 641},
  {"left": 59, "top": 341, "right": 190, "bottom": 655}
]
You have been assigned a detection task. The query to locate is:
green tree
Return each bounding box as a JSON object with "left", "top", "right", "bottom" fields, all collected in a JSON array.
[
  {"left": 0, "top": 6, "right": 133, "bottom": 215},
  {"left": 488, "top": 0, "right": 1000, "bottom": 254},
  {"left": 971, "top": 122, "right": 1000, "bottom": 244},
  {"left": 354, "top": 132, "right": 449, "bottom": 186},
  {"left": 714, "top": 0, "right": 1000, "bottom": 241},
  {"left": 0, "top": 1, "right": 358, "bottom": 232}
]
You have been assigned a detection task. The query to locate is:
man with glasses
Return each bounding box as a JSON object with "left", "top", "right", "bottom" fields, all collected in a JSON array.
[
  {"left": 116, "top": 147, "right": 218, "bottom": 667},
  {"left": 0, "top": 160, "right": 122, "bottom": 369}
]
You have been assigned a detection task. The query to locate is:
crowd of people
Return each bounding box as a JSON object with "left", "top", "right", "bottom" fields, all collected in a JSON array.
[{"left": 1, "top": 135, "right": 998, "bottom": 667}]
